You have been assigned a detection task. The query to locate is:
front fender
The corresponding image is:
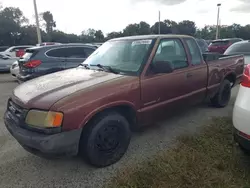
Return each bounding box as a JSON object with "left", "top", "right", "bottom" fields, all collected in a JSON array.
[{"left": 79, "top": 101, "right": 137, "bottom": 129}]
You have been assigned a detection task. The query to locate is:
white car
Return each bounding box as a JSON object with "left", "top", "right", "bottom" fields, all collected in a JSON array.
[
  {"left": 233, "top": 64, "right": 250, "bottom": 151},
  {"left": 231, "top": 41, "right": 250, "bottom": 151},
  {"left": 0, "top": 45, "right": 33, "bottom": 59},
  {"left": 10, "top": 60, "right": 19, "bottom": 77}
]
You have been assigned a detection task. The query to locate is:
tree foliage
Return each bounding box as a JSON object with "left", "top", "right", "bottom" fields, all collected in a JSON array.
[{"left": 1, "top": 5, "right": 250, "bottom": 46}]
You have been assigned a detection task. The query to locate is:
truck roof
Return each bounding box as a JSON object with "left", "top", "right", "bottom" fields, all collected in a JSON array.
[{"left": 110, "top": 34, "right": 194, "bottom": 41}]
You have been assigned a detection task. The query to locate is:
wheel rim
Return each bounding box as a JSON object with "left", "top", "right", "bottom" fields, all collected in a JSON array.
[
  {"left": 96, "top": 125, "right": 120, "bottom": 152},
  {"left": 221, "top": 84, "right": 231, "bottom": 104}
]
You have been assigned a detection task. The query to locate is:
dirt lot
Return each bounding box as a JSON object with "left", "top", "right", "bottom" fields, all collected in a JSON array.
[{"left": 0, "top": 73, "right": 239, "bottom": 188}]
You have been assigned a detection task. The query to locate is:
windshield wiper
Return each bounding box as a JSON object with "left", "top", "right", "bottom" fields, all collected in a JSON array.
[
  {"left": 80, "top": 64, "right": 90, "bottom": 69},
  {"left": 92, "top": 64, "right": 119, "bottom": 74}
]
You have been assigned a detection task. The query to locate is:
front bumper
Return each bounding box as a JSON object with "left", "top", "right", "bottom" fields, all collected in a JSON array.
[
  {"left": 10, "top": 67, "right": 19, "bottom": 77},
  {"left": 4, "top": 112, "right": 82, "bottom": 157}
]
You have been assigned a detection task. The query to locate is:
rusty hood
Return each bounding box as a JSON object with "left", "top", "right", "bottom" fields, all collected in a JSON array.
[{"left": 12, "top": 67, "right": 125, "bottom": 109}]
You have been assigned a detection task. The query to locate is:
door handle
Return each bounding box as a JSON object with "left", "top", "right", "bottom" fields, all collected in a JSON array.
[{"left": 186, "top": 73, "right": 192, "bottom": 78}]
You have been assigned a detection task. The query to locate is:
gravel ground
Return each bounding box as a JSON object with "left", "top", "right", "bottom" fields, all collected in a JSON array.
[{"left": 0, "top": 73, "right": 239, "bottom": 188}]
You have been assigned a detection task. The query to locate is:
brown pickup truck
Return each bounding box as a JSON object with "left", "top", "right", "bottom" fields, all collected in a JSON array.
[{"left": 4, "top": 35, "right": 244, "bottom": 167}]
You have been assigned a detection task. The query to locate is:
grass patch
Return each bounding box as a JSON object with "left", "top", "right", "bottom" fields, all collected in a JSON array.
[{"left": 107, "top": 117, "right": 250, "bottom": 188}]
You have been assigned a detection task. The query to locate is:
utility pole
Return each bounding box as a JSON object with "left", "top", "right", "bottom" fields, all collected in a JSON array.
[
  {"left": 216, "top": 3, "right": 221, "bottom": 40},
  {"left": 158, "top": 11, "right": 161, "bottom": 34},
  {"left": 33, "top": 0, "right": 42, "bottom": 44}
]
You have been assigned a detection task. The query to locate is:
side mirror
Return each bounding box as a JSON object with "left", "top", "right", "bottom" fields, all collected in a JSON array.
[{"left": 151, "top": 61, "right": 174, "bottom": 74}]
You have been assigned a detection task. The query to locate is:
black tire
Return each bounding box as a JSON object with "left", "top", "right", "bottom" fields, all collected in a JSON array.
[
  {"left": 239, "top": 144, "right": 250, "bottom": 155},
  {"left": 79, "top": 111, "right": 131, "bottom": 167},
  {"left": 211, "top": 79, "right": 231, "bottom": 108}
]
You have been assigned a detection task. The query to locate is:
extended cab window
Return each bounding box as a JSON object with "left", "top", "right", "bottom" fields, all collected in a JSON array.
[
  {"left": 153, "top": 39, "right": 188, "bottom": 70},
  {"left": 185, "top": 38, "right": 202, "bottom": 65}
]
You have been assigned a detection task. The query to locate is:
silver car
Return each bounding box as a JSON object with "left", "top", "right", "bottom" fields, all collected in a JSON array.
[{"left": 0, "top": 57, "right": 18, "bottom": 72}]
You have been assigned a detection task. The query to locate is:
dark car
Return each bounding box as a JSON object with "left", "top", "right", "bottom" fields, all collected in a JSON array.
[
  {"left": 208, "top": 38, "right": 243, "bottom": 54},
  {"left": 5, "top": 34, "right": 244, "bottom": 167},
  {"left": 224, "top": 40, "right": 250, "bottom": 66},
  {"left": 17, "top": 44, "right": 97, "bottom": 82},
  {"left": 196, "top": 39, "right": 209, "bottom": 53}
]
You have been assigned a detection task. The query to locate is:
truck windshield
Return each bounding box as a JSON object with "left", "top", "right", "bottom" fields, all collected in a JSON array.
[{"left": 82, "top": 39, "right": 153, "bottom": 75}]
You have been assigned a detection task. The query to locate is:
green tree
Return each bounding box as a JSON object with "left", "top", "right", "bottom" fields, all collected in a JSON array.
[
  {"left": 164, "top": 19, "right": 178, "bottom": 34},
  {"left": 138, "top": 21, "right": 151, "bottom": 35},
  {"left": 151, "top": 21, "right": 172, "bottom": 34},
  {"left": 177, "top": 20, "right": 196, "bottom": 36},
  {"left": 95, "top": 30, "right": 105, "bottom": 41},
  {"left": 106, "top": 32, "right": 123, "bottom": 40},
  {"left": 42, "top": 11, "right": 56, "bottom": 41},
  {"left": 0, "top": 7, "right": 27, "bottom": 45}
]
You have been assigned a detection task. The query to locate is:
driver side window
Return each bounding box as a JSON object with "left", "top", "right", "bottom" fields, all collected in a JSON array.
[{"left": 152, "top": 39, "right": 188, "bottom": 70}]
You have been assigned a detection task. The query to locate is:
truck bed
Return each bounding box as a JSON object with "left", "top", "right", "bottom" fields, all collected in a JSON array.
[{"left": 202, "top": 52, "right": 243, "bottom": 63}]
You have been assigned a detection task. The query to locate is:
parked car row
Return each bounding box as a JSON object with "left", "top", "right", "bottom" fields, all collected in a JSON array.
[
  {"left": 208, "top": 38, "right": 243, "bottom": 54},
  {"left": 17, "top": 44, "right": 97, "bottom": 82},
  {"left": 0, "top": 43, "right": 101, "bottom": 81},
  {"left": 4, "top": 34, "right": 244, "bottom": 168},
  {"left": 0, "top": 45, "right": 34, "bottom": 59}
]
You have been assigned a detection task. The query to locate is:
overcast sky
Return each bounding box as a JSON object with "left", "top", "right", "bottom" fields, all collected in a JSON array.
[{"left": 0, "top": 0, "right": 249, "bottom": 35}]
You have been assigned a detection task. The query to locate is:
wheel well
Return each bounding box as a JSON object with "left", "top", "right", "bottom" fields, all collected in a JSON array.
[
  {"left": 224, "top": 73, "right": 236, "bottom": 87},
  {"left": 86, "top": 105, "right": 137, "bottom": 131}
]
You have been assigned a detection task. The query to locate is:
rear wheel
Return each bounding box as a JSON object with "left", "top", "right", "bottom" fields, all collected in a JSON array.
[
  {"left": 238, "top": 144, "right": 250, "bottom": 155},
  {"left": 79, "top": 111, "right": 131, "bottom": 167},
  {"left": 211, "top": 79, "right": 231, "bottom": 108}
]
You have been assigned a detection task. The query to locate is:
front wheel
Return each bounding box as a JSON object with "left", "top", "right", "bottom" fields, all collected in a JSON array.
[
  {"left": 211, "top": 79, "right": 231, "bottom": 108},
  {"left": 79, "top": 111, "right": 131, "bottom": 167}
]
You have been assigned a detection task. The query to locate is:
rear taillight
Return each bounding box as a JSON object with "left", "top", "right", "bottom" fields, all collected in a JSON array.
[
  {"left": 239, "top": 131, "right": 250, "bottom": 140},
  {"left": 241, "top": 64, "right": 250, "bottom": 88},
  {"left": 23, "top": 60, "right": 41, "bottom": 68}
]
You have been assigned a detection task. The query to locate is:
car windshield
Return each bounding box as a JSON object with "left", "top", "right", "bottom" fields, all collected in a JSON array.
[
  {"left": 224, "top": 41, "right": 250, "bottom": 55},
  {"left": 244, "top": 55, "right": 250, "bottom": 65},
  {"left": 82, "top": 39, "right": 153, "bottom": 75},
  {"left": 210, "top": 40, "right": 230, "bottom": 46}
]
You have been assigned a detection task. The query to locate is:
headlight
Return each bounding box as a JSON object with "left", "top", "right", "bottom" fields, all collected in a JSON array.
[{"left": 25, "top": 110, "right": 63, "bottom": 128}]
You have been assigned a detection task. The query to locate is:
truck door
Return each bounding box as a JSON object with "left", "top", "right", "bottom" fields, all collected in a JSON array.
[
  {"left": 140, "top": 38, "right": 193, "bottom": 125},
  {"left": 183, "top": 38, "right": 208, "bottom": 103}
]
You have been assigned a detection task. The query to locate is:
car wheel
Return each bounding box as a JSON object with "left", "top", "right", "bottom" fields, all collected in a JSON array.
[
  {"left": 79, "top": 111, "right": 131, "bottom": 167},
  {"left": 238, "top": 144, "right": 250, "bottom": 155},
  {"left": 211, "top": 79, "right": 231, "bottom": 108}
]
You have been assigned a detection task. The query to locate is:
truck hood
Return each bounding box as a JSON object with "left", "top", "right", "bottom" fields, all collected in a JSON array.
[{"left": 13, "top": 67, "right": 125, "bottom": 109}]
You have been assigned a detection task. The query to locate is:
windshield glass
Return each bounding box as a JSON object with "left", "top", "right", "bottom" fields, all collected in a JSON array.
[
  {"left": 244, "top": 55, "right": 250, "bottom": 65},
  {"left": 82, "top": 39, "right": 153, "bottom": 75},
  {"left": 196, "top": 39, "right": 208, "bottom": 53},
  {"left": 210, "top": 40, "right": 230, "bottom": 46},
  {"left": 224, "top": 41, "right": 250, "bottom": 55},
  {"left": 21, "top": 49, "right": 37, "bottom": 60}
]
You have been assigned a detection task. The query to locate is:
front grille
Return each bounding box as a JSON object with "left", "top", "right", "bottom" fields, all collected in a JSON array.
[{"left": 6, "top": 99, "right": 27, "bottom": 126}]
